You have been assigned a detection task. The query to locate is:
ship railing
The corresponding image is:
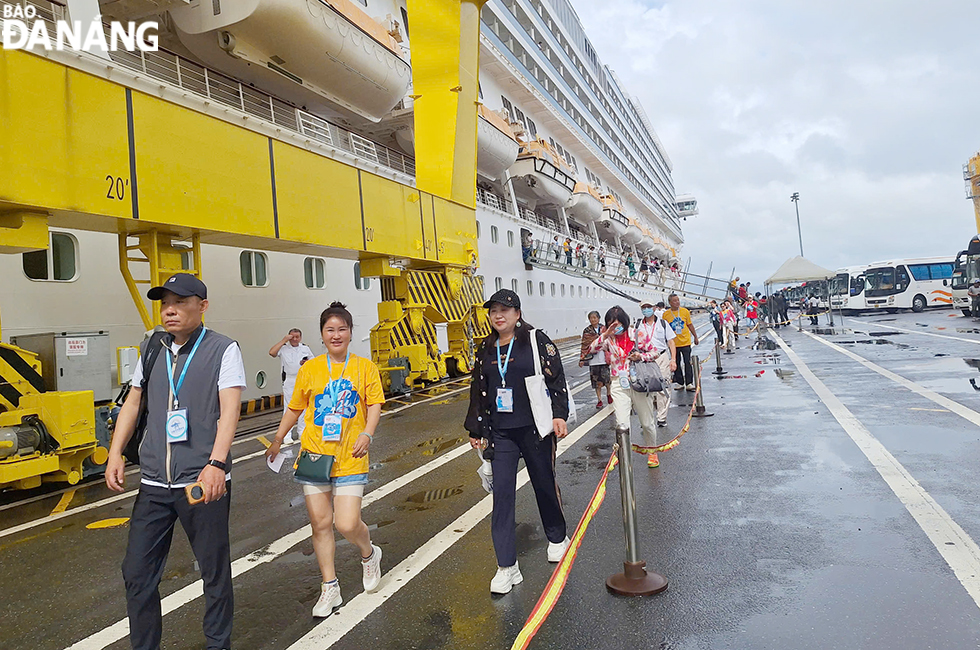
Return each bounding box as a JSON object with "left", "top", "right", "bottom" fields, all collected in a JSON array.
[{"left": 5, "top": 0, "right": 416, "bottom": 179}]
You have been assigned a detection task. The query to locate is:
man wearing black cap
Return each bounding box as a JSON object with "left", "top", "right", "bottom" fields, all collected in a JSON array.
[{"left": 105, "top": 273, "right": 246, "bottom": 650}]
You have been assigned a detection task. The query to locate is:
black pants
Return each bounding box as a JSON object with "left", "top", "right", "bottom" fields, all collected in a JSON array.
[
  {"left": 672, "top": 345, "right": 694, "bottom": 386},
  {"left": 123, "top": 483, "right": 233, "bottom": 650},
  {"left": 491, "top": 426, "right": 566, "bottom": 567}
]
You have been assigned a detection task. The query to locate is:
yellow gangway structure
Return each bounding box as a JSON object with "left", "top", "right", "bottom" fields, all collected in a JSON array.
[{"left": 0, "top": 0, "right": 489, "bottom": 488}]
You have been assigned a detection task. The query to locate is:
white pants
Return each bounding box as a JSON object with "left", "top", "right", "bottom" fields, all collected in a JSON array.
[
  {"left": 282, "top": 376, "right": 306, "bottom": 438},
  {"left": 609, "top": 352, "right": 672, "bottom": 449}
]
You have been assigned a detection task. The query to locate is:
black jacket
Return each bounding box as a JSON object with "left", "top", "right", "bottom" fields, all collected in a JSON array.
[{"left": 465, "top": 328, "right": 569, "bottom": 448}]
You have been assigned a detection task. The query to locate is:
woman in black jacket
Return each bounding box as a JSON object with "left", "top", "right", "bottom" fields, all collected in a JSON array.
[{"left": 465, "top": 289, "right": 570, "bottom": 595}]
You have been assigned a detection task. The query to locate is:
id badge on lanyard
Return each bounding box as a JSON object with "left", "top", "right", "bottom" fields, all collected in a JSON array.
[
  {"left": 167, "top": 409, "right": 189, "bottom": 443},
  {"left": 496, "top": 388, "right": 514, "bottom": 413},
  {"left": 322, "top": 413, "right": 343, "bottom": 442},
  {"left": 166, "top": 328, "right": 207, "bottom": 444},
  {"left": 321, "top": 353, "right": 351, "bottom": 443},
  {"left": 496, "top": 338, "right": 516, "bottom": 414},
  {"left": 619, "top": 376, "right": 631, "bottom": 390}
]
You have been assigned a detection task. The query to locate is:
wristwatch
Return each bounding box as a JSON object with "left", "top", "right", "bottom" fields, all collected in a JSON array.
[{"left": 207, "top": 459, "right": 228, "bottom": 471}]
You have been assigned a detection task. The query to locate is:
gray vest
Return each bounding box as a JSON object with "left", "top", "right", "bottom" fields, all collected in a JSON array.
[{"left": 139, "top": 326, "right": 237, "bottom": 486}]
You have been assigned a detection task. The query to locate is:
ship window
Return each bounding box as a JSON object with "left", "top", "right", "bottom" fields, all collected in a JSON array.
[
  {"left": 501, "top": 96, "right": 513, "bottom": 121},
  {"left": 400, "top": 7, "right": 410, "bottom": 39},
  {"left": 527, "top": 280, "right": 534, "bottom": 296},
  {"left": 525, "top": 118, "right": 537, "bottom": 140},
  {"left": 304, "top": 257, "right": 326, "bottom": 289},
  {"left": 255, "top": 370, "right": 267, "bottom": 389},
  {"left": 551, "top": 283, "right": 556, "bottom": 297},
  {"left": 495, "top": 277, "right": 503, "bottom": 291},
  {"left": 540, "top": 281, "right": 546, "bottom": 295},
  {"left": 23, "top": 231, "right": 78, "bottom": 282},
  {"left": 511, "top": 279, "right": 518, "bottom": 293},
  {"left": 240, "top": 251, "right": 268, "bottom": 287},
  {"left": 477, "top": 220, "right": 481, "bottom": 238},
  {"left": 514, "top": 107, "right": 526, "bottom": 127},
  {"left": 507, "top": 231, "right": 514, "bottom": 247},
  {"left": 578, "top": 286, "right": 583, "bottom": 297},
  {"left": 354, "top": 262, "right": 372, "bottom": 291},
  {"left": 561, "top": 284, "right": 566, "bottom": 297},
  {"left": 491, "top": 226, "right": 499, "bottom": 244}
]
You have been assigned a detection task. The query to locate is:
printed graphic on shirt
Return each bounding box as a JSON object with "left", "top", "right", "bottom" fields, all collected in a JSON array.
[
  {"left": 313, "top": 378, "right": 360, "bottom": 425},
  {"left": 669, "top": 317, "right": 685, "bottom": 334}
]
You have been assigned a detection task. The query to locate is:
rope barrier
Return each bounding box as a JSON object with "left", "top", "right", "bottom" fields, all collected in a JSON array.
[
  {"left": 510, "top": 449, "right": 620, "bottom": 650},
  {"left": 630, "top": 355, "right": 711, "bottom": 454}
]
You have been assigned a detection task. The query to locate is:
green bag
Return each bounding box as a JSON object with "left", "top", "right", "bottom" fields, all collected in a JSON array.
[{"left": 294, "top": 450, "right": 335, "bottom": 485}]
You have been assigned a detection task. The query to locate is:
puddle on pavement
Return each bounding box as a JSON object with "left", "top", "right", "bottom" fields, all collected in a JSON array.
[
  {"left": 812, "top": 328, "right": 851, "bottom": 335},
  {"left": 751, "top": 338, "right": 778, "bottom": 350},
  {"left": 957, "top": 328, "right": 980, "bottom": 334},
  {"left": 774, "top": 368, "right": 795, "bottom": 380},
  {"left": 871, "top": 319, "right": 897, "bottom": 322},
  {"left": 837, "top": 339, "right": 911, "bottom": 349},
  {"left": 868, "top": 331, "right": 902, "bottom": 337},
  {"left": 965, "top": 359, "right": 980, "bottom": 370},
  {"left": 405, "top": 485, "right": 464, "bottom": 504}
]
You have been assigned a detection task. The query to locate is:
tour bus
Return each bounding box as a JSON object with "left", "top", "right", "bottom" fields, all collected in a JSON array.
[
  {"left": 830, "top": 266, "right": 869, "bottom": 313},
  {"left": 863, "top": 257, "right": 955, "bottom": 312},
  {"left": 952, "top": 236, "right": 980, "bottom": 316}
]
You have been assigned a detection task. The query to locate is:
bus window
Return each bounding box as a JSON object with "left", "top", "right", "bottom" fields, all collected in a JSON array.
[
  {"left": 908, "top": 264, "right": 930, "bottom": 282},
  {"left": 850, "top": 275, "right": 864, "bottom": 296},
  {"left": 896, "top": 266, "right": 910, "bottom": 292},
  {"left": 929, "top": 262, "right": 953, "bottom": 280}
]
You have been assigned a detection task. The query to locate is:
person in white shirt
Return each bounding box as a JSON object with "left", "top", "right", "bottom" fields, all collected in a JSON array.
[{"left": 269, "top": 329, "right": 314, "bottom": 444}]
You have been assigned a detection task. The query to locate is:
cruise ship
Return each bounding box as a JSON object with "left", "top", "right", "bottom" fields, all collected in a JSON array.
[{"left": 0, "top": 0, "right": 697, "bottom": 404}]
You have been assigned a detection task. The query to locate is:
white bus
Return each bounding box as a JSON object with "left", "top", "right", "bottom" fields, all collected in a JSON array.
[
  {"left": 830, "top": 265, "right": 869, "bottom": 313},
  {"left": 952, "top": 236, "right": 980, "bottom": 316},
  {"left": 863, "top": 257, "right": 954, "bottom": 312}
]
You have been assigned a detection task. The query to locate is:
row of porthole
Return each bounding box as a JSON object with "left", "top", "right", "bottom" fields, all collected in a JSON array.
[
  {"left": 20, "top": 232, "right": 373, "bottom": 293},
  {"left": 488, "top": 275, "right": 606, "bottom": 300},
  {"left": 476, "top": 221, "right": 515, "bottom": 248}
]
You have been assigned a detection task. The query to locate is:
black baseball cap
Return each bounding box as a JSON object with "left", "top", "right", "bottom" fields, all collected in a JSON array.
[
  {"left": 484, "top": 289, "right": 521, "bottom": 310},
  {"left": 147, "top": 273, "right": 208, "bottom": 300}
]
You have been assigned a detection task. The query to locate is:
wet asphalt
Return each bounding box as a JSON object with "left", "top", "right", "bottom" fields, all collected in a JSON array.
[{"left": 5, "top": 311, "right": 980, "bottom": 649}]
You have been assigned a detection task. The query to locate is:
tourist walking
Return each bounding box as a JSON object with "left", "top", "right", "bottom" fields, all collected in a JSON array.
[
  {"left": 579, "top": 311, "right": 612, "bottom": 410},
  {"left": 464, "top": 289, "right": 570, "bottom": 594},
  {"left": 663, "top": 294, "right": 699, "bottom": 390},
  {"left": 633, "top": 301, "right": 677, "bottom": 467},
  {"left": 265, "top": 302, "right": 386, "bottom": 618}
]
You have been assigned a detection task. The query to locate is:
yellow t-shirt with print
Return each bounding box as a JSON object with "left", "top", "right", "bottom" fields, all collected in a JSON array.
[
  {"left": 288, "top": 353, "right": 385, "bottom": 477},
  {"left": 663, "top": 307, "right": 694, "bottom": 347}
]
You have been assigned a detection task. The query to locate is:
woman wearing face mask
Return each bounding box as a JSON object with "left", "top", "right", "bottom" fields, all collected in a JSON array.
[
  {"left": 265, "top": 302, "right": 385, "bottom": 619},
  {"left": 633, "top": 301, "right": 677, "bottom": 467},
  {"left": 589, "top": 305, "right": 672, "bottom": 467},
  {"left": 465, "top": 289, "right": 570, "bottom": 595}
]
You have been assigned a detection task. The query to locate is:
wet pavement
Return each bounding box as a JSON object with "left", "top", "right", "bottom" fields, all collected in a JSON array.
[{"left": 5, "top": 312, "right": 980, "bottom": 649}]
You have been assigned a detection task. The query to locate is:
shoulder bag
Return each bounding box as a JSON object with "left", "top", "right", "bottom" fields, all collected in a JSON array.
[
  {"left": 628, "top": 320, "right": 667, "bottom": 393},
  {"left": 294, "top": 450, "right": 335, "bottom": 485},
  {"left": 525, "top": 329, "right": 576, "bottom": 438}
]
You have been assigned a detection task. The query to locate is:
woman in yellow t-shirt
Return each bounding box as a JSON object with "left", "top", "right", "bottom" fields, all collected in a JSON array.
[{"left": 266, "top": 302, "right": 385, "bottom": 619}]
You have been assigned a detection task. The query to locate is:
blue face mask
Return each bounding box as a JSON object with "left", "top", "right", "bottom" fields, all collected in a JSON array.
[
  {"left": 641, "top": 307, "right": 655, "bottom": 318},
  {"left": 614, "top": 325, "right": 625, "bottom": 335}
]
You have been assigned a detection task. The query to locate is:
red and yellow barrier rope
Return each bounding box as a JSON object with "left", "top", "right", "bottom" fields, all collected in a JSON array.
[{"left": 510, "top": 450, "right": 620, "bottom": 650}]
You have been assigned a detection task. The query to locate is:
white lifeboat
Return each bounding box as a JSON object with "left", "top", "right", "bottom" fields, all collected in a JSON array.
[
  {"left": 652, "top": 239, "right": 670, "bottom": 259},
  {"left": 597, "top": 195, "right": 628, "bottom": 241},
  {"left": 477, "top": 105, "right": 520, "bottom": 181},
  {"left": 169, "top": 0, "right": 412, "bottom": 123},
  {"left": 637, "top": 229, "right": 656, "bottom": 253},
  {"left": 564, "top": 183, "right": 603, "bottom": 225},
  {"left": 508, "top": 139, "right": 576, "bottom": 209},
  {"left": 622, "top": 217, "right": 644, "bottom": 246}
]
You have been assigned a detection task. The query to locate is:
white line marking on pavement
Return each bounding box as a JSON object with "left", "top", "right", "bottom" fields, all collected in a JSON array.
[
  {"left": 802, "top": 330, "right": 980, "bottom": 429},
  {"left": 62, "top": 380, "right": 595, "bottom": 650},
  {"left": 285, "top": 404, "right": 614, "bottom": 650},
  {"left": 848, "top": 318, "right": 980, "bottom": 345},
  {"left": 772, "top": 331, "right": 980, "bottom": 611}
]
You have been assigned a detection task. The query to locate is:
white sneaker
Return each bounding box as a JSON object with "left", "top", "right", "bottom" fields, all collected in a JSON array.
[
  {"left": 490, "top": 562, "right": 523, "bottom": 594},
  {"left": 686, "top": 384, "right": 697, "bottom": 392},
  {"left": 312, "top": 581, "right": 342, "bottom": 618},
  {"left": 362, "top": 544, "right": 382, "bottom": 593},
  {"left": 547, "top": 537, "right": 571, "bottom": 563}
]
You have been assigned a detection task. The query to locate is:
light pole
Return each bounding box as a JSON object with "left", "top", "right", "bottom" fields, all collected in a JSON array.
[{"left": 790, "top": 192, "right": 804, "bottom": 257}]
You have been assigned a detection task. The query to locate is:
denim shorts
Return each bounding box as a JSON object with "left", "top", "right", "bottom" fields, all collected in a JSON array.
[{"left": 297, "top": 472, "right": 369, "bottom": 498}]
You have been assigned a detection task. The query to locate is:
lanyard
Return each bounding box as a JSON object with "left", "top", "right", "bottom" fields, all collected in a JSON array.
[
  {"left": 326, "top": 352, "right": 351, "bottom": 414},
  {"left": 496, "top": 337, "right": 515, "bottom": 388},
  {"left": 166, "top": 327, "right": 207, "bottom": 408}
]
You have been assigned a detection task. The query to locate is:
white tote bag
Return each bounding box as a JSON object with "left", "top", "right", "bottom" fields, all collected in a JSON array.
[{"left": 525, "top": 329, "right": 575, "bottom": 438}]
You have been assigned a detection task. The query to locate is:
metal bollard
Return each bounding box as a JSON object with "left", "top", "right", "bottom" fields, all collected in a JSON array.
[
  {"left": 606, "top": 425, "right": 668, "bottom": 596},
  {"left": 712, "top": 340, "right": 727, "bottom": 375},
  {"left": 691, "top": 355, "right": 713, "bottom": 418}
]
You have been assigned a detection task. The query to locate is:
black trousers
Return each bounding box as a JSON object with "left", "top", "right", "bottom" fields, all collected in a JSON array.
[
  {"left": 672, "top": 345, "right": 694, "bottom": 386},
  {"left": 491, "top": 425, "right": 566, "bottom": 567},
  {"left": 122, "top": 483, "right": 233, "bottom": 650}
]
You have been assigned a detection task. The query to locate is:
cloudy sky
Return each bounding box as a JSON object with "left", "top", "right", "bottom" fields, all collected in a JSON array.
[{"left": 570, "top": 0, "right": 980, "bottom": 285}]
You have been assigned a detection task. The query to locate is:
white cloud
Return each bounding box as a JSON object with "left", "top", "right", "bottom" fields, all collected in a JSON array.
[{"left": 570, "top": 0, "right": 980, "bottom": 283}]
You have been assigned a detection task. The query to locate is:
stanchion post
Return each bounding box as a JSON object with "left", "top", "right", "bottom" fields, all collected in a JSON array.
[
  {"left": 606, "top": 427, "right": 668, "bottom": 596},
  {"left": 692, "top": 355, "right": 713, "bottom": 418},
  {"left": 713, "top": 340, "right": 727, "bottom": 375}
]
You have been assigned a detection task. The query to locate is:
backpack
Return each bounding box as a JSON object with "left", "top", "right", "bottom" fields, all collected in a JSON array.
[{"left": 123, "top": 331, "right": 167, "bottom": 465}]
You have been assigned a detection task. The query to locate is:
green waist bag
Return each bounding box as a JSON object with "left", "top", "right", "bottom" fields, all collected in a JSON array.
[{"left": 294, "top": 450, "right": 335, "bottom": 485}]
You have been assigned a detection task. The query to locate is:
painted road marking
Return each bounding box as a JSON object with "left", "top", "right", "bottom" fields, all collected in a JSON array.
[
  {"left": 847, "top": 318, "right": 980, "bottom": 346},
  {"left": 61, "top": 380, "right": 596, "bottom": 650},
  {"left": 50, "top": 490, "right": 76, "bottom": 516},
  {"left": 286, "top": 404, "right": 615, "bottom": 650},
  {"left": 773, "top": 331, "right": 980, "bottom": 611},
  {"left": 802, "top": 330, "right": 980, "bottom": 429}
]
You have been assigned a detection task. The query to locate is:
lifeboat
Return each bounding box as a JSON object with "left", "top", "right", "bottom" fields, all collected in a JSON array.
[
  {"left": 508, "top": 139, "right": 576, "bottom": 209},
  {"left": 597, "top": 195, "right": 628, "bottom": 242},
  {"left": 622, "top": 217, "right": 644, "bottom": 246},
  {"left": 564, "top": 183, "right": 603, "bottom": 225},
  {"left": 169, "top": 0, "right": 412, "bottom": 123},
  {"left": 477, "top": 105, "right": 520, "bottom": 181},
  {"left": 637, "top": 228, "right": 656, "bottom": 253},
  {"left": 652, "top": 238, "right": 670, "bottom": 259}
]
